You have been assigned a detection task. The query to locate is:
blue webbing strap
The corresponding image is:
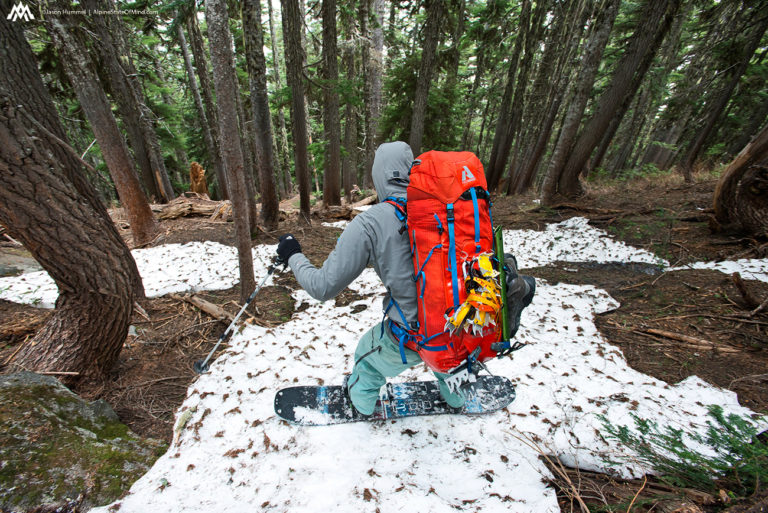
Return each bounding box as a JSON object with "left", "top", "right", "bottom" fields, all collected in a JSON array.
[
  {"left": 470, "top": 188, "right": 481, "bottom": 253},
  {"left": 433, "top": 214, "right": 443, "bottom": 233},
  {"left": 446, "top": 204, "right": 460, "bottom": 308}
]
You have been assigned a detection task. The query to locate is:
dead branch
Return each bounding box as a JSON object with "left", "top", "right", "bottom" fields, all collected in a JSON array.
[
  {"left": 747, "top": 297, "right": 768, "bottom": 318},
  {"left": 731, "top": 272, "right": 761, "bottom": 309},
  {"left": 639, "top": 328, "right": 741, "bottom": 354},
  {"left": 171, "top": 293, "right": 234, "bottom": 322},
  {"left": 133, "top": 301, "right": 151, "bottom": 322}
]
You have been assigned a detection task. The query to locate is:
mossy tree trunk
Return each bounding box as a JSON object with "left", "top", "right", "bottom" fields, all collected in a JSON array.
[{"left": 0, "top": 18, "right": 140, "bottom": 384}]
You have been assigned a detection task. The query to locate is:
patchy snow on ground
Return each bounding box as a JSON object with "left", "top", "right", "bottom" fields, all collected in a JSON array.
[
  {"left": 0, "top": 242, "right": 278, "bottom": 309},
  {"left": 1, "top": 218, "right": 766, "bottom": 513},
  {"left": 671, "top": 258, "right": 768, "bottom": 283}
]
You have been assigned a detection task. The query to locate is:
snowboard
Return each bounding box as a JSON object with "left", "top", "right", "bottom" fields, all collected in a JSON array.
[{"left": 274, "top": 375, "right": 515, "bottom": 426}]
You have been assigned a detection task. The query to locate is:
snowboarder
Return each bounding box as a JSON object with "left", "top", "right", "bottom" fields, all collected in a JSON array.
[{"left": 276, "top": 141, "right": 535, "bottom": 416}]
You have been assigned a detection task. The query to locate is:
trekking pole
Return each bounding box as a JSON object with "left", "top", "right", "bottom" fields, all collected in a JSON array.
[{"left": 193, "top": 259, "right": 281, "bottom": 373}]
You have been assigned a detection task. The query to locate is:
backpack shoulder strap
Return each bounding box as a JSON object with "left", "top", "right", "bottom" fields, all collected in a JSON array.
[{"left": 383, "top": 196, "right": 407, "bottom": 223}]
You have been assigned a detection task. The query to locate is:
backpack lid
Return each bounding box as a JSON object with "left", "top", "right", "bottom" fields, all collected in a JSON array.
[{"left": 408, "top": 151, "right": 487, "bottom": 203}]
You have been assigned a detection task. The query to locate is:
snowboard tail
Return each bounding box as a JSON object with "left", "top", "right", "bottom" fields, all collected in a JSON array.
[{"left": 274, "top": 375, "right": 515, "bottom": 426}]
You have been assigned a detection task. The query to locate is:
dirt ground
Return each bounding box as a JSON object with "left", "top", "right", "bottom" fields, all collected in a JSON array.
[{"left": 1, "top": 173, "right": 766, "bottom": 512}]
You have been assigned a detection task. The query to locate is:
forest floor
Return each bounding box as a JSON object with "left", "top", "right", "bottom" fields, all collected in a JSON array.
[{"left": 1, "top": 171, "right": 767, "bottom": 512}]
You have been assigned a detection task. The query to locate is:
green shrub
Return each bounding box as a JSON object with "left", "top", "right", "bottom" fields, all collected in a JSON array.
[{"left": 600, "top": 406, "right": 768, "bottom": 497}]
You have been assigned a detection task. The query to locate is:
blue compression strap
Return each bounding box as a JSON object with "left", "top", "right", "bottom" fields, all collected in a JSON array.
[
  {"left": 433, "top": 214, "right": 443, "bottom": 233},
  {"left": 446, "top": 203, "right": 460, "bottom": 308},
  {"left": 470, "top": 188, "right": 481, "bottom": 252}
]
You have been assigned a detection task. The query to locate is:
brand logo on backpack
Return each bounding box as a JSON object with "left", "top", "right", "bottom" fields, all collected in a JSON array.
[{"left": 461, "top": 166, "right": 475, "bottom": 184}]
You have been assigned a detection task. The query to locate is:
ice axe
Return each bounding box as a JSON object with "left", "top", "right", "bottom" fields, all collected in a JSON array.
[{"left": 193, "top": 259, "right": 282, "bottom": 374}]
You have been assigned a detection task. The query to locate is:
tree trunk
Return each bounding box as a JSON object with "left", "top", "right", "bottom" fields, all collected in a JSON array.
[
  {"left": 544, "top": 0, "right": 680, "bottom": 203},
  {"left": 408, "top": 0, "right": 445, "bottom": 156},
  {"left": 153, "top": 53, "right": 189, "bottom": 184},
  {"left": 243, "top": 0, "right": 280, "bottom": 230},
  {"left": 713, "top": 122, "right": 768, "bottom": 235},
  {"left": 341, "top": 35, "right": 357, "bottom": 203},
  {"left": 485, "top": 0, "right": 532, "bottom": 190},
  {"left": 282, "top": 0, "right": 312, "bottom": 221},
  {"left": 267, "top": 0, "right": 294, "bottom": 197},
  {"left": 509, "top": 0, "right": 588, "bottom": 194},
  {"left": 84, "top": 0, "right": 174, "bottom": 203},
  {"left": 360, "top": 0, "right": 384, "bottom": 187},
  {"left": 321, "top": 0, "right": 342, "bottom": 206},
  {"left": 178, "top": 24, "right": 217, "bottom": 194},
  {"left": 541, "top": 0, "right": 619, "bottom": 198},
  {"left": 47, "top": 17, "right": 157, "bottom": 247},
  {"left": 438, "top": 0, "right": 466, "bottom": 145},
  {"left": 205, "top": 0, "right": 257, "bottom": 302},
  {"left": 0, "top": 19, "right": 140, "bottom": 383},
  {"left": 235, "top": 90, "right": 260, "bottom": 233},
  {"left": 189, "top": 15, "right": 229, "bottom": 200},
  {"left": 679, "top": 15, "right": 768, "bottom": 182}
]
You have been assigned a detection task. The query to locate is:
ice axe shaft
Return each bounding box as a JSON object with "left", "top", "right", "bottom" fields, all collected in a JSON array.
[
  {"left": 494, "top": 227, "right": 510, "bottom": 341},
  {"left": 193, "top": 261, "right": 279, "bottom": 373}
]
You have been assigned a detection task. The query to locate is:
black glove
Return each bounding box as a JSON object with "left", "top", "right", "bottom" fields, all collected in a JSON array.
[{"left": 276, "top": 234, "right": 302, "bottom": 264}]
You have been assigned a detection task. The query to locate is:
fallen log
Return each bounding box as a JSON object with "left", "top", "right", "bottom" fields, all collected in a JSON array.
[
  {"left": 351, "top": 195, "right": 377, "bottom": 209},
  {"left": 158, "top": 194, "right": 232, "bottom": 221}
]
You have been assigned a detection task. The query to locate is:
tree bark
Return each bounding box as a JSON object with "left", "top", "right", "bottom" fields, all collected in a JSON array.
[
  {"left": 84, "top": 0, "right": 174, "bottom": 203},
  {"left": 408, "top": 0, "right": 445, "bottom": 156},
  {"left": 544, "top": 0, "right": 680, "bottom": 203},
  {"left": 322, "top": 0, "right": 342, "bottom": 206},
  {"left": 713, "top": 122, "right": 768, "bottom": 235},
  {"left": 267, "top": 0, "right": 294, "bottom": 197},
  {"left": 243, "top": 0, "right": 280, "bottom": 230},
  {"left": 341, "top": 9, "right": 358, "bottom": 203},
  {"left": 0, "top": 18, "right": 140, "bottom": 383},
  {"left": 359, "top": 0, "right": 384, "bottom": 187},
  {"left": 205, "top": 0, "right": 257, "bottom": 302},
  {"left": 282, "top": 0, "right": 312, "bottom": 221},
  {"left": 178, "top": 24, "right": 218, "bottom": 195},
  {"left": 486, "top": 0, "right": 532, "bottom": 190},
  {"left": 46, "top": 16, "right": 157, "bottom": 247},
  {"left": 188, "top": 15, "right": 229, "bottom": 200},
  {"left": 541, "top": 0, "right": 619, "bottom": 199},
  {"left": 679, "top": 14, "right": 768, "bottom": 182}
]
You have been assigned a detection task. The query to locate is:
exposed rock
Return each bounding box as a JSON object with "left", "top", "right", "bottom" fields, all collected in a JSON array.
[{"left": 0, "top": 372, "right": 166, "bottom": 512}]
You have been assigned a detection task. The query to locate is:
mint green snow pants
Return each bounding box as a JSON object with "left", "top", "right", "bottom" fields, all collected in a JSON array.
[{"left": 346, "top": 322, "right": 466, "bottom": 415}]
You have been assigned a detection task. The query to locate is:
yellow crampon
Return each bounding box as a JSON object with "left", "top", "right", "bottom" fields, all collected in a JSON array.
[{"left": 444, "top": 253, "right": 503, "bottom": 336}]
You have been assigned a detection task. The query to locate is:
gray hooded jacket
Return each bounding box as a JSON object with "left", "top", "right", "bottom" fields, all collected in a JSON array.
[{"left": 287, "top": 141, "right": 418, "bottom": 329}]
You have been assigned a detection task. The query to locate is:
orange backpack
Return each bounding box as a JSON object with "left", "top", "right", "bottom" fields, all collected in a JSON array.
[{"left": 387, "top": 151, "right": 504, "bottom": 373}]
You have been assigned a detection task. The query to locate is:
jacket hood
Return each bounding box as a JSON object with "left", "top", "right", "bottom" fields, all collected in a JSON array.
[{"left": 372, "top": 141, "right": 413, "bottom": 201}]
